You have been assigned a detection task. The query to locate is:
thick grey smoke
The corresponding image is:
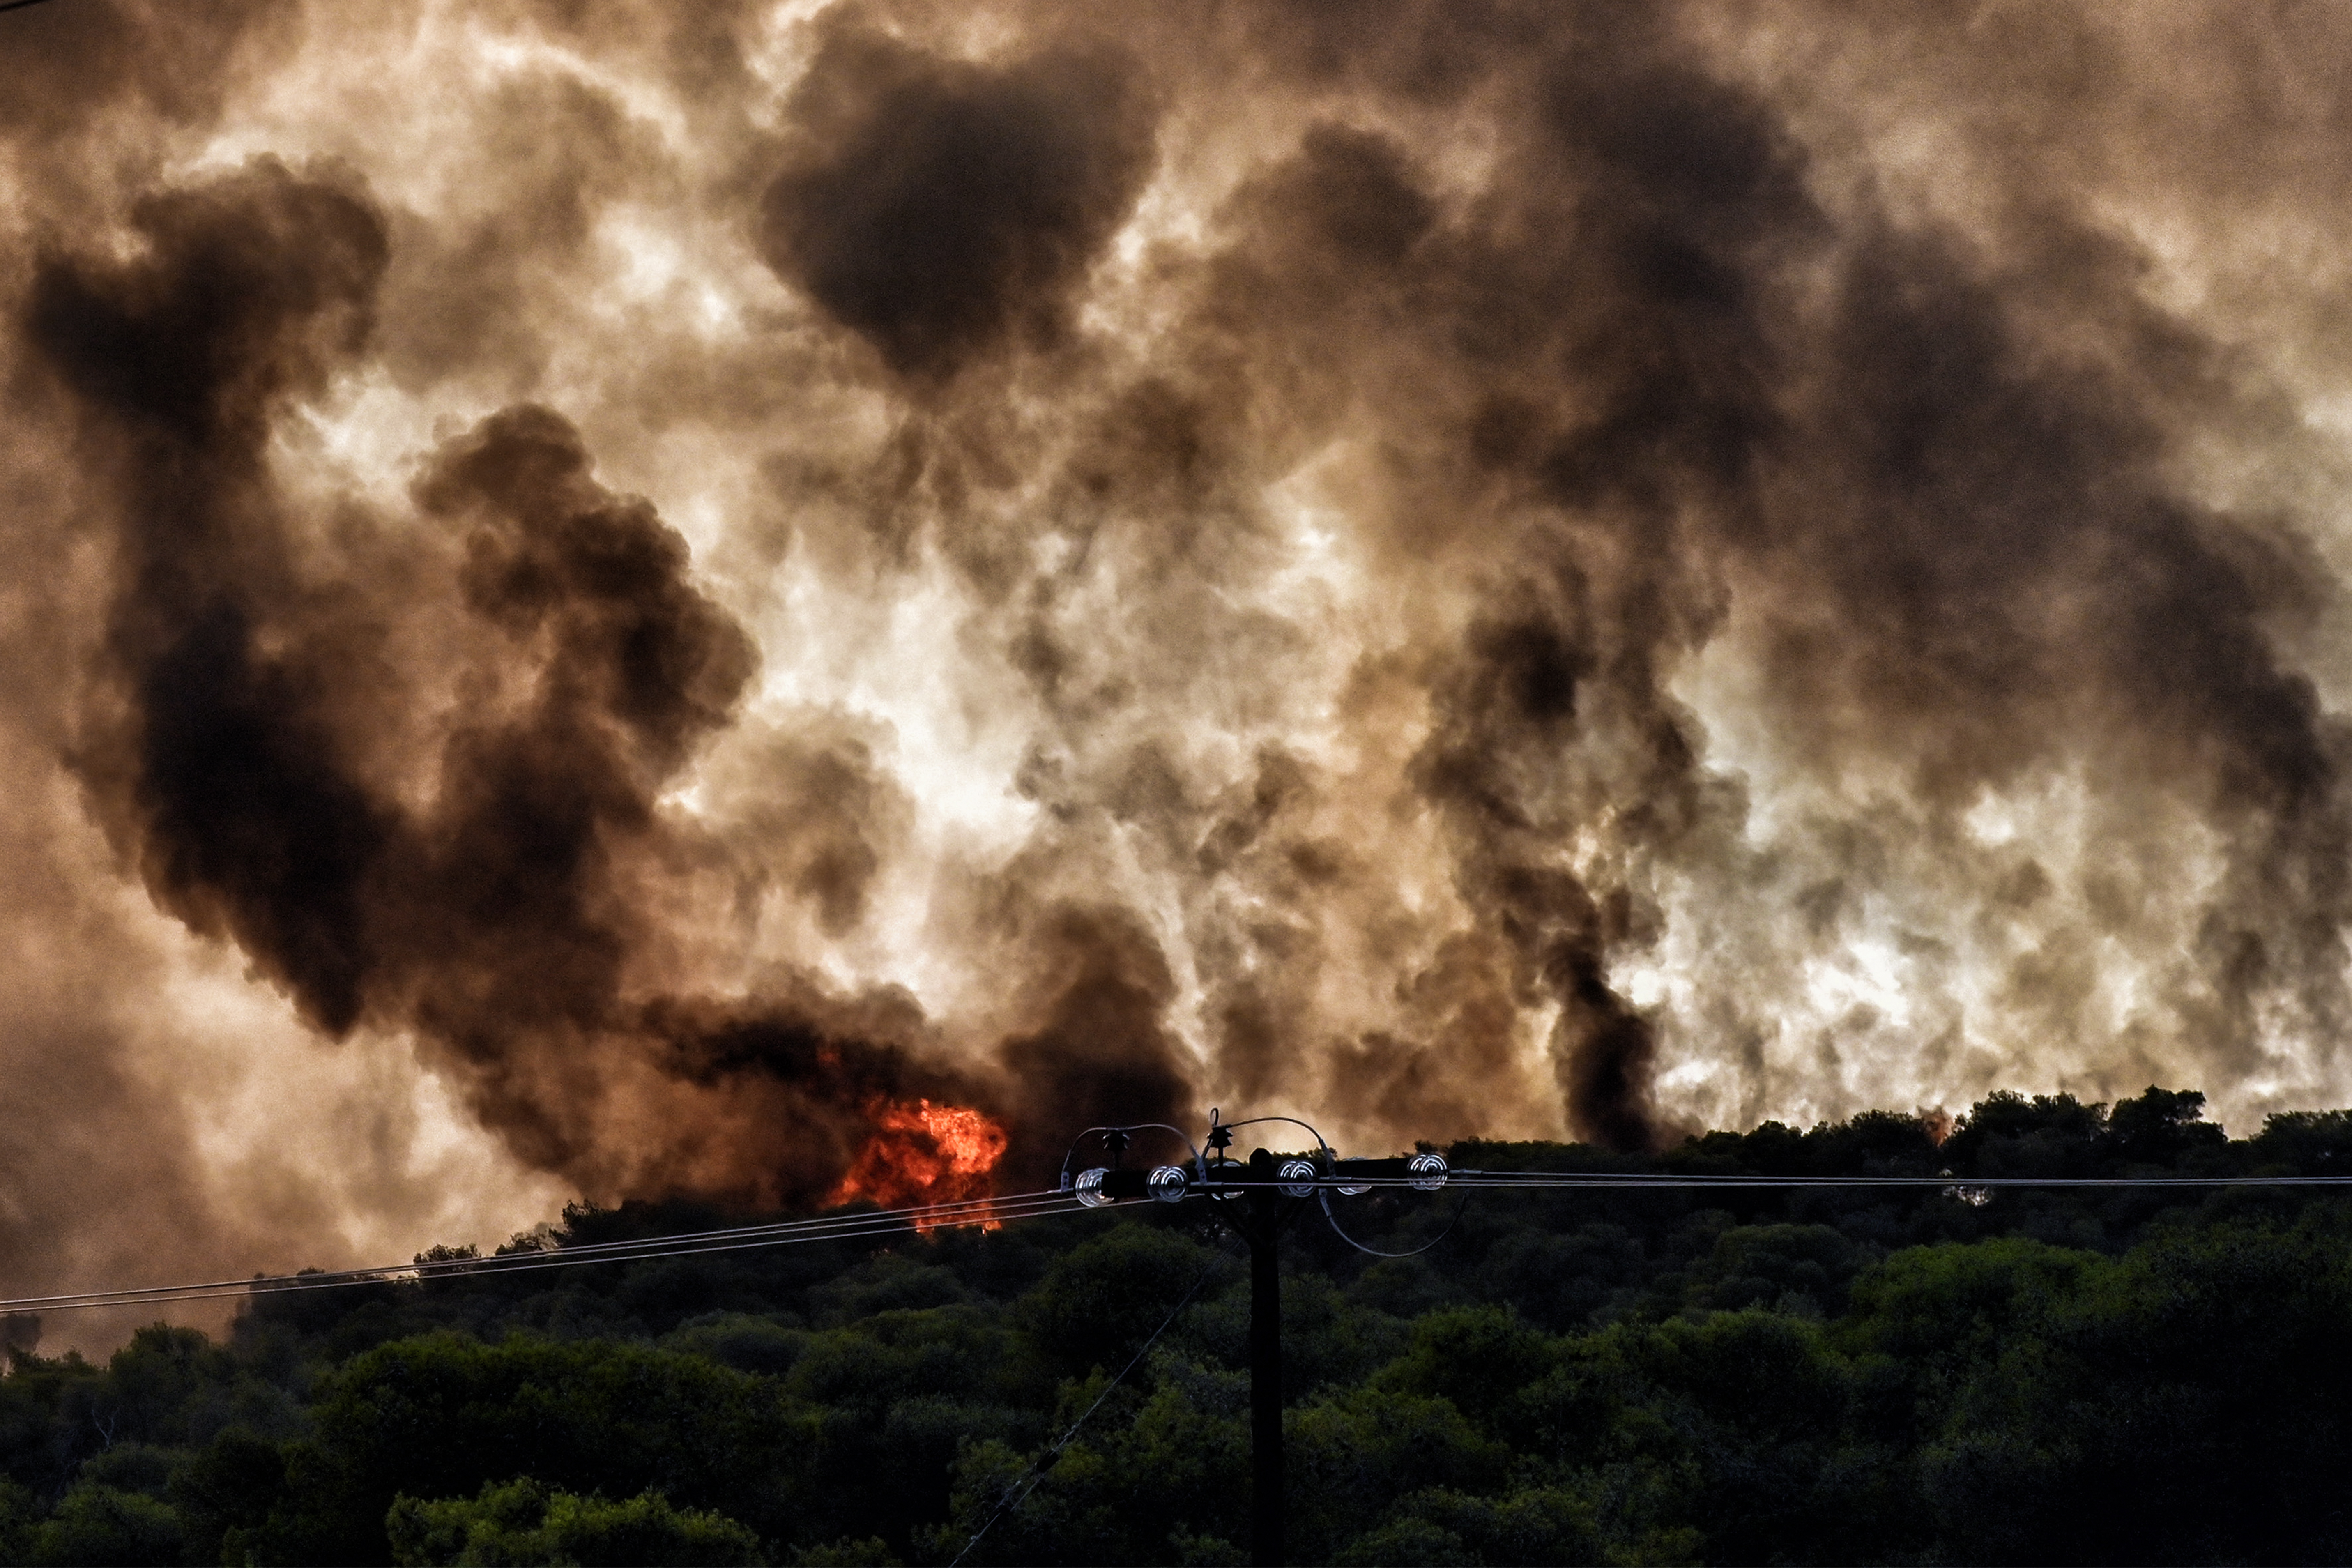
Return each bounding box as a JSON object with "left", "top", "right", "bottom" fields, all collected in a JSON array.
[{"left": 5, "top": 0, "right": 2352, "bottom": 1316}]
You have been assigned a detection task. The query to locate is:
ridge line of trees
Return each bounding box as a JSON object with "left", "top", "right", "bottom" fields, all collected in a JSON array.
[{"left": 0, "top": 1084, "right": 2347, "bottom": 1565}]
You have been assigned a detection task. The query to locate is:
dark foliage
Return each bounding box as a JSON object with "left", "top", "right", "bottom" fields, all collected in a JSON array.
[{"left": 3, "top": 1086, "right": 2351, "bottom": 1563}]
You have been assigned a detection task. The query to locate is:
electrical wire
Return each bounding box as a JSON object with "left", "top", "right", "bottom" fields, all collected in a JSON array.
[
  {"left": 1447, "top": 1172, "right": 2352, "bottom": 1188},
  {"left": 0, "top": 1187, "right": 1074, "bottom": 1308},
  {"left": 2, "top": 1204, "right": 1086, "bottom": 1315},
  {"left": 1191, "top": 1172, "right": 2352, "bottom": 1190},
  {"left": 1235, "top": 1158, "right": 2352, "bottom": 1256},
  {"left": 6, "top": 1193, "right": 1084, "bottom": 1309},
  {"left": 1211, "top": 1115, "right": 1332, "bottom": 1158},
  {"left": 949, "top": 1241, "right": 1232, "bottom": 1568},
  {"left": 0, "top": 1189, "right": 1102, "bottom": 1317},
  {"left": 1319, "top": 1187, "right": 1467, "bottom": 1257},
  {"left": 24, "top": 1159, "right": 2352, "bottom": 1317}
]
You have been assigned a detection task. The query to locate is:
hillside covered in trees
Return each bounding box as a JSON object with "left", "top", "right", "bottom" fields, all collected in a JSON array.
[{"left": 2, "top": 1087, "right": 2352, "bottom": 1565}]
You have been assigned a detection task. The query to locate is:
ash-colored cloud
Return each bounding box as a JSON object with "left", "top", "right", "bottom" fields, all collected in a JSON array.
[{"left": 5, "top": 0, "right": 2352, "bottom": 1329}]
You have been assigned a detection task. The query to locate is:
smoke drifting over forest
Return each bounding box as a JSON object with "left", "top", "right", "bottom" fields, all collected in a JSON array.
[{"left": 5, "top": 0, "right": 2352, "bottom": 1314}]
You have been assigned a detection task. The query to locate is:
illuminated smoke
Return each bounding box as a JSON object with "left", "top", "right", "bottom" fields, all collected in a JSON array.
[{"left": 5, "top": 0, "right": 2352, "bottom": 1305}]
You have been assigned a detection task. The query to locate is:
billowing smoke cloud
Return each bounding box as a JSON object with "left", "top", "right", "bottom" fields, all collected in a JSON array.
[
  {"left": 758, "top": 18, "right": 1157, "bottom": 381},
  {"left": 6, "top": 0, "right": 2352, "bottom": 1303},
  {"left": 22, "top": 158, "right": 1022, "bottom": 1206}
]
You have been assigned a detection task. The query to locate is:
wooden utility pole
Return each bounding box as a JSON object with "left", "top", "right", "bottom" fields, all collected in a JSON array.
[
  {"left": 1240, "top": 1147, "right": 1287, "bottom": 1568},
  {"left": 1080, "top": 1124, "right": 1441, "bottom": 1568}
]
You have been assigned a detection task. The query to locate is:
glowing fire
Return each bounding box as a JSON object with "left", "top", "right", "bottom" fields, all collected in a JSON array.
[{"left": 831, "top": 1099, "right": 1008, "bottom": 1231}]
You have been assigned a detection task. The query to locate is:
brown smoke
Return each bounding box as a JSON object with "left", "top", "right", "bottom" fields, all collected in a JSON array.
[
  {"left": 21, "top": 159, "right": 1007, "bottom": 1207},
  {"left": 758, "top": 18, "right": 1158, "bottom": 382},
  {"left": 7, "top": 0, "right": 2352, "bottom": 1310}
]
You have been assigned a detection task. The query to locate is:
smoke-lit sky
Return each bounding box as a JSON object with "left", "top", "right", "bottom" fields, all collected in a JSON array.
[{"left": 7, "top": 0, "right": 2352, "bottom": 1332}]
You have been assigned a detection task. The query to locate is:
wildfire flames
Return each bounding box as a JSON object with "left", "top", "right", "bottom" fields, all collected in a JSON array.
[{"left": 831, "top": 1100, "right": 1008, "bottom": 1228}]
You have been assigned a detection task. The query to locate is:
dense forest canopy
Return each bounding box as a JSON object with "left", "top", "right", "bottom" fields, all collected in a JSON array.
[{"left": 0, "top": 1086, "right": 2347, "bottom": 1565}]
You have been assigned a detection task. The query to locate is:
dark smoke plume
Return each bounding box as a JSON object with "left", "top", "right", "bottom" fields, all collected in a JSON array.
[
  {"left": 23, "top": 161, "right": 994, "bottom": 1207},
  {"left": 759, "top": 19, "right": 1158, "bottom": 380},
  {"left": 7, "top": 0, "right": 2352, "bottom": 1313}
]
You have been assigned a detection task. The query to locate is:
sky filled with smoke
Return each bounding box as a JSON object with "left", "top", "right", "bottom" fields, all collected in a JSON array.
[{"left": 6, "top": 0, "right": 2352, "bottom": 1328}]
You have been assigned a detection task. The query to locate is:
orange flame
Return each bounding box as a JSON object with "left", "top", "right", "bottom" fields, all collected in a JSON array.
[{"left": 831, "top": 1098, "right": 1008, "bottom": 1231}]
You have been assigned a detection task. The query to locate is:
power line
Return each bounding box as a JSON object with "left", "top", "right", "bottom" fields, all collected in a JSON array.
[
  {"left": 950, "top": 1242, "right": 1232, "bottom": 1568},
  {"left": 1245, "top": 1172, "right": 2352, "bottom": 1190},
  {"left": 17, "top": 1146, "right": 2352, "bottom": 1317},
  {"left": 7, "top": 1189, "right": 1058, "bottom": 1297},
  {"left": 9, "top": 1192, "right": 1082, "bottom": 1310},
  {"left": 4, "top": 1188, "right": 1067, "bottom": 1305},
  {"left": 0, "top": 1189, "right": 1085, "bottom": 1316},
  {"left": 1135, "top": 1170, "right": 2352, "bottom": 1192}
]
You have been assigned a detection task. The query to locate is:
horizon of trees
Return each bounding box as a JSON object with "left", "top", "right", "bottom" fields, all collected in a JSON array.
[{"left": 0, "top": 1084, "right": 2347, "bottom": 1564}]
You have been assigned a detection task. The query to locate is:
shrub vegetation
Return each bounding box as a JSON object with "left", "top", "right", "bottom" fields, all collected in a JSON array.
[{"left": 1, "top": 1087, "right": 2348, "bottom": 1564}]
